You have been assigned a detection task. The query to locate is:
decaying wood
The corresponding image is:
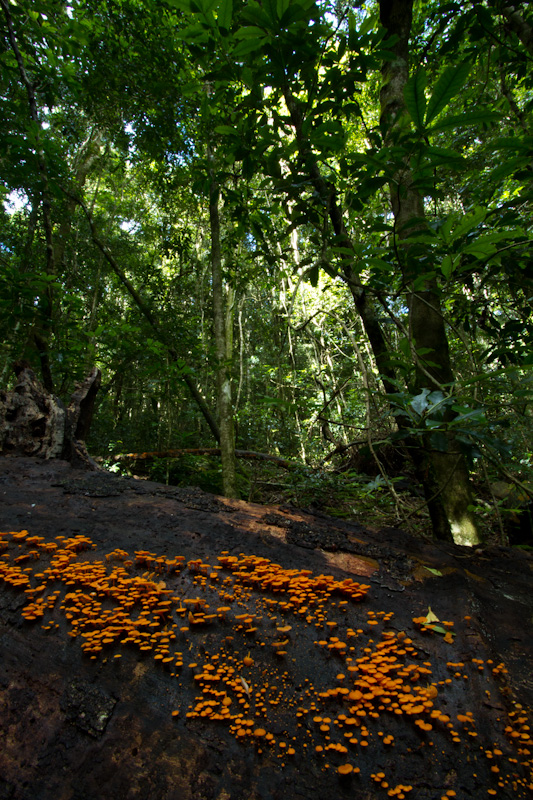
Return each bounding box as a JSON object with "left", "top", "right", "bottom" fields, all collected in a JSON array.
[
  {"left": 0, "top": 456, "right": 532, "bottom": 800},
  {"left": 108, "top": 447, "right": 299, "bottom": 470},
  {"left": 0, "top": 364, "right": 101, "bottom": 468}
]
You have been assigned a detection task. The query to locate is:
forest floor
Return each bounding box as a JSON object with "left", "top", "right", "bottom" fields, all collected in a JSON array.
[{"left": 0, "top": 455, "right": 532, "bottom": 800}]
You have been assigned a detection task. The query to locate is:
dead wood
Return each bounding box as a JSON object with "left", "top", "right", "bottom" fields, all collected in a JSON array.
[
  {"left": 108, "top": 447, "right": 299, "bottom": 470},
  {"left": 0, "top": 364, "right": 101, "bottom": 468},
  {"left": 0, "top": 456, "right": 532, "bottom": 800}
]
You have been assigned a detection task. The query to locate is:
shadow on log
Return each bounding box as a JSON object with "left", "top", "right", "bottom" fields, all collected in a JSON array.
[{"left": 0, "top": 364, "right": 101, "bottom": 469}]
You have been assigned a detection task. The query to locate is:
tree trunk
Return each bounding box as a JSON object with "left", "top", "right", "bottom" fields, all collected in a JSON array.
[
  {"left": 498, "top": 2, "right": 533, "bottom": 54},
  {"left": 209, "top": 176, "right": 237, "bottom": 498},
  {"left": 54, "top": 128, "right": 103, "bottom": 272},
  {"left": 0, "top": 363, "right": 101, "bottom": 468},
  {"left": 379, "top": 0, "right": 481, "bottom": 546},
  {"left": 281, "top": 7, "right": 480, "bottom": 545}
]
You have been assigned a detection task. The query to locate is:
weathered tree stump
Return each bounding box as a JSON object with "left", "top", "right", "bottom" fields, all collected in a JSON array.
[{"left": 0, "top": 364, "right": 101, "bottom": 468}]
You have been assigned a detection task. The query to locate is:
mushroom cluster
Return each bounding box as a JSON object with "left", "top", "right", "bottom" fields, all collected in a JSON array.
[{"left": 0, "top": 528, "right": 532, "bottom": 796}]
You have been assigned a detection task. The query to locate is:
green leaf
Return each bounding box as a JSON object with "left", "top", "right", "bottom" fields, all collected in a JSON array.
[
  {"left": 490, "top": 156, "right": 530, "bottom": 182},
  {"left": 429, "top": 110, "right": 500, "bottom": 132},
  {"left": 214, "top": 125, "right": 237, "bottom": 136},
  {"left": 450, "top": 408, "right": 485, "bottom": 425},
  {"left": 411, "top": 389, "right": 430, "bottom": 416},
  {"left": 217, "top": 0, "right": 233, "bottom": 30},
  {"left": 359, "top": 12, "right": 377, "bottom": 36},
  {"left": 308, "top": 265, "right": 320, "bottom": 287},
  {"left": 197, "top": 0, "right": 219, "bottom": 12},
  {"left": 425, "top": 61, "right": 471, "bottom": 125},
  {"left": 277, "top": 0, "right": 290, "bottom": 19},
  {"left": 240, "top": 2, "right": 271, "bottom": 26},
  {"left": 404, "top": 68, "right": 427, "bottom": 130},
  {"left": 430, "top": 432, "right": 449, "bottom": 452},
  {"left": 440, "top": 254, "right": 456, "bottom": 279},
  {"left": 232, "top": 36, "right": 267, "bottom": 57},
  {"left": 453, "top": 206, "right": 486, "bottom": 239},
  {"left": 166, "top": 0, "right": 193, "bottom": 9},
  {"left": 424, "top": 567, "right": 443, "bottom": 577},
  {"left": 426, "top": 146, "right": 465, "bottom": 164},
  {"left": 463, "top": 235, "right": 498, "bottom": 258},
  {"left": 422, "top": 623, "right": 453, "bottom": 636},
  {"left": 398, "top": 337, "right": 411, "bottom": 360},
  {"left": 234, "top": 25, "right": 266, "bottom": 38}
]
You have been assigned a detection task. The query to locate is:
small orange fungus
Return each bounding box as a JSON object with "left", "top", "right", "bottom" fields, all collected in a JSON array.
[{"left": 337, "top": 764, "right": 353, "bottom": 776}]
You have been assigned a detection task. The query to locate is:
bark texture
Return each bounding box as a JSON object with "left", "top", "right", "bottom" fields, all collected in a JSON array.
[
  {"left": 0, "top": 457, "right": 532, "bottom": 800},
  {"left": 379, "top": 0, "right": 481, "bottom": 546},
  {"left": 0, "top": 364, "right": 101, "bottom": 468},
  {"left": 499, "top": 2, "right": 533, "bottom": 54}
]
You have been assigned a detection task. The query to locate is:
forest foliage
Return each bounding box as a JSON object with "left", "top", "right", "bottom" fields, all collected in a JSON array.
[{"left": 0, "top": 0, "right": 532, "bottom": 544}]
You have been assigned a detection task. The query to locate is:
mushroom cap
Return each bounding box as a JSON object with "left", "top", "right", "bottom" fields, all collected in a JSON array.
[{"left": 337, "top": 764, "right": 353, "bottom": 775}]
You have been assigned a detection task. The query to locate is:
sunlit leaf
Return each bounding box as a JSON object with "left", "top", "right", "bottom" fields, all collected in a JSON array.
[{"left": 411, "top": 389, "right": 430, "bottom": 417}]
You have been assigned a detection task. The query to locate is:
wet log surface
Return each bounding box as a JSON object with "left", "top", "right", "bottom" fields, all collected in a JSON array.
[{"left": 0, "top": 456, "right": 532, "bottom": 800}]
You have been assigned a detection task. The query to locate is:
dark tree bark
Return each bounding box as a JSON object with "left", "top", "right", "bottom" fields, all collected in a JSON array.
[
  {"left": 379, "top": 0, "right": 481, "bottom": 545},
  {"left": 0, "top": 456, "right": 531, "bottom": 800},
  {"left": 0, "top": 364, "right": 101, "bottom": 468},
  {"left": 498, "top": 2, "right": 533, "bottom": 54}
]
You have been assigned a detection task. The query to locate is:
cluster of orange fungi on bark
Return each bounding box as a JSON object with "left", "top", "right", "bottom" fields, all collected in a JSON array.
[{"left": 0, "top": 529, "right": 532, "bottom": 796}]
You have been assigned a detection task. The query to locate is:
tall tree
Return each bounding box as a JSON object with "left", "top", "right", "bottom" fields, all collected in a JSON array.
[{"left": 378, "top": 0, "right": 480, "bottom": 544}]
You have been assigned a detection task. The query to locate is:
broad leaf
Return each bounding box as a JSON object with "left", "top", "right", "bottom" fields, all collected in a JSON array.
[
  {"left": 217, "top": 0, "right": 233, "bottom": 30},
  {"left": 214, "top": 125, "right": 237, "bottom": 136},
  {"left": 425, "top": 61, "right": 471, "bottom": 125},
  {"left": 490, "top": 157, "right": 530, "bottom": 182},
  {"left": 232, "top": 36, "right": 267, "bottom": 57},
  {"left": 426, "top": 146, "right": 466, "bottom": 165},
  {"left": 411, "top": 389, "right": 430, "bottom": 417},
  {"left": 234, "top": 25, "right": 266, "bottom": 38},
  {"left": 440, "top": 254, "right": 456, "bottom": 279},
  {"left": 277, "top": 0, "right": 290, "bottom": 18},
  {"left": 404, "top": 68, "right": 427, "bottom": 130},
  {"left": 197, "top": 0, "right": 219, "bottom": 12},
  {"left": 429, "top": 110, "right": 500, "bottom": 132},
  {"left": 166, "top": 0, "right": 193, "bottom": 10},
  {"left": 453, "top": 206, "right": 486, "bottom": 239}
]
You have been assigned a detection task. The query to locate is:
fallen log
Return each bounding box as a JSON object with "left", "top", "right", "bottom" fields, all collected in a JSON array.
[
  {"left": 107, "top": 447, "right": 300, "bottom": 470},
  {"left": 0, "top": 456, "right": 532, "bottom": 800}
]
